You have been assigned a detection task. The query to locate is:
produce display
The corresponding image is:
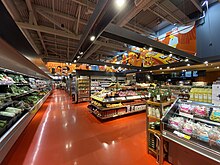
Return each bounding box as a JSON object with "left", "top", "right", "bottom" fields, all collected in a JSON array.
[
  {"left": 0, "top": 73, "right": 15, "bottom": 84},
  {"left": 8, "top": 74, "right": 28, "bottom": 84},
  {"left": 0, "top": 72, "right": 51, "bottom": 138}
]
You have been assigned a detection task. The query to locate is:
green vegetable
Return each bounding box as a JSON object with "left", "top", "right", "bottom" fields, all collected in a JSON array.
[
  {"left": 0, "top": 122, "right": 5, "bottom": 128},
  {"left": 0, "top": 120, "right": 7, "bottom": 124}
]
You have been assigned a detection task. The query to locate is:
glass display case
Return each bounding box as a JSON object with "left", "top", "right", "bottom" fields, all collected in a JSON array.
[{"left": 161, "top": 99, "right": 220, "bottom": 163}]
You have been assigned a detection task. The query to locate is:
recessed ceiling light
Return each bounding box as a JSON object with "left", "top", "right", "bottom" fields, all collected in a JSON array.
[
  {"left": 148, "top": 47, "right": 153, "bottom": 51},
  {"left": 187, "top": 64, "right": 190, "bottom": 66},
  {"left": 90, "top": 35, "right": 96, "bottom": 41},
  {"left": 115, "top": 0, "right": 126, "bottom": 8},
  {"left": 150, "top": 71, "right": 152, "bottom": 73},
  {"left": 169, "top": 54, "right": 172, "bottom": 57},
  {"left": 173, "top": 68, "right": 176, "bottom": 70},
  {"left": 139, "top": 69, "right": 141, "bottom": 72},
  {"left": 79, "top": 51, "right": 83, "bottom": 55},
  {"left": 162, "top": 72, "right": 164, "bottom": 74},
  {"left": 217, "top": 66, "right": 219, "bottom": 69},
  {"left": 204, "top": 61, "right": 208, "bottom": 64}
]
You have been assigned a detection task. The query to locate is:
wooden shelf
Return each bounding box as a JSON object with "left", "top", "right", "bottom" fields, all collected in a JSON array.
[
  {"left": 90, "top": 109, "right": 145, "bottom": 120},
  {"left": 147, "top": 116, "right": 161, "bottom": 121},
  {"left": 146, "top": 100, "right": 173, "bottom": 107},
  {"left": 90, "top": 104, "right": 126, "bottom": 111},
  {"left": 148, "top": 147, "right": 157, "bottom": 155}
]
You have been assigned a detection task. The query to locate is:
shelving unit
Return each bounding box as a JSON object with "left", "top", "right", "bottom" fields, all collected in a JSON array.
[
  {"left": 88, "top": 92, "right": 148, "bottom": 120},
  {"left": 146, "top": 100, "right": 173, "bottom": 165},
  {"left": 77, "top": 76, "right": 90, "bottom": 103}
]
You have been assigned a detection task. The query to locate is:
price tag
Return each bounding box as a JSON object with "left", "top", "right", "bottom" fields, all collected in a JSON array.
[
  {"left": 179, "top": 112, "right": 194, "bottom": 119},
  {"left": 173, "top": 131, "right": 191, "bottom": 140},
  {"left": 156, "top": 94, "right": 160, "bottom": 101}
]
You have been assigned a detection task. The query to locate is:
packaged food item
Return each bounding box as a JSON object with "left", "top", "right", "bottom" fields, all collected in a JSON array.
[
  {"left": 208, "top": 127, "right": 220, "bottom": 146},
  {"left": 210, "top": 108, "right": 220, "bottom": 122},
  {"left": 179, "top": 104, "right": 192, "bottom": 114},
  {"left": 169, "top": 117, "right": 184, "bottom": 130},
  {"left": 194, "top": 123, "right": 211, "bottom": 142},
  {"left": 193, "top": 106, "right": 209, "bottom": 118},
  {"left": 182, "top": 120, "right": 194, "bottom": 135}
]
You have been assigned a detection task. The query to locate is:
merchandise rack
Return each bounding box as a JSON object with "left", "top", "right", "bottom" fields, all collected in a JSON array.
[
  {"left": 88, "top": 94, "right": 148, "bottom": 120},
  {"left": 161, "top": 99, "right": 220, "bottom": 164},
  {"left": 146, "top": 100, "right": 173, "bottom": 165}
]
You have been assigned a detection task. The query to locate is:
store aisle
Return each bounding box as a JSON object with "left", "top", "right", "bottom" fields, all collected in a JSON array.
[{"left": 2, "top": 90, "right": 170, "bottom": 165}]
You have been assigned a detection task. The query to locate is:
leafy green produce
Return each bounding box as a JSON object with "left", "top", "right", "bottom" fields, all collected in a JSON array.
[
  {"left": 0, "top": 122, "right": 6, "bottom": 128},
  {"left": 0, "top": 111, "right": 16, "bottom": 117},
  {"left": 0, "top": 120, "right": 7, "bottom": 124}
]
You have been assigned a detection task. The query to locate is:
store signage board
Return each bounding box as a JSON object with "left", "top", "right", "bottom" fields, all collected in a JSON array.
[{"left": 179, "top": 112, "right": 194, "bottom": 119}]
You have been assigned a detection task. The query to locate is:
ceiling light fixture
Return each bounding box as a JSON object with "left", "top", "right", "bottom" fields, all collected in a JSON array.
[
  {"left": 167, "top": 66, "right": 170, "bottom": 69},
  {"left": 162, "top": 72, "right": 164, "bottom": 74},
  {"left": 90, "top": 35, "right": 96, "bottom": 41},
  {"left": 148, "top": 47, "right": 153, "bottom": 51},
  {"left": 217, "top": 66, "right": 220, "bottom": 69},
  {"left": 185, "top": 58, "right": 189, "bottom": 62},
  {"left": 77, "top": 56, "right": 80, "bottom": 59},
  {"left": 169, "top": 53, "right": 172, "bottom": 57},
  {"left": 74, "top": 60, "right": 76, "bottom": 63},
  {"left": 79, "top": 51, "right": 83, "bottom": 55},
  {"left": 202, "top": 0, "right": 208, "bottom": 7},
  {"left": 204, "top": 61, "right": 208, "bottom": 64},
  {"left": 160, "top": 68, "right": 162, "bottom": 70},
  {"left": 150, "top": 71, "right": 152, "bottom": 73},
  {"left": 115, "top": 0, "right": 126, "bottom": 8}
]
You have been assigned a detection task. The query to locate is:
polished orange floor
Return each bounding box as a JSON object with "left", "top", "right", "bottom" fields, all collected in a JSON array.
[{"left": 2, "top": 90, "right": 170, "bottom": 165}]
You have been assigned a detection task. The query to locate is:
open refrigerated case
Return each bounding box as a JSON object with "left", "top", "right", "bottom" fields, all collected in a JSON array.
[
  {"left": 161, "top": 99, "right": 220, "bottom": 164},
  {"left": 0, "top": 70, "right": 52, "bottom": 163}
]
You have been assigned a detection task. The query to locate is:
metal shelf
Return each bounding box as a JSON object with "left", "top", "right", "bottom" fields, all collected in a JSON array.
[
  {"left": 177, "top": 112, "right": 220, "bottom": 127},
  {"left": 163, "top": 130, "right": 220, "bottom": 163}
]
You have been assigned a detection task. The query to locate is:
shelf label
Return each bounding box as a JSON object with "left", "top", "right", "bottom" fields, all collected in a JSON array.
[
  {"left": 179, "top": 112, "right": 194, "bottom": 119},
  {"left": 173, "top": 131, "right": 191, "bottom": 140}
]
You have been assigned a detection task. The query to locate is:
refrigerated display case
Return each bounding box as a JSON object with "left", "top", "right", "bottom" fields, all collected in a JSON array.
[
  {"left": 0, "top": 70, "right": 52, "bottom": 163},
  {"left": 161, "top": 99, "right": 220, "bottom": 164}
]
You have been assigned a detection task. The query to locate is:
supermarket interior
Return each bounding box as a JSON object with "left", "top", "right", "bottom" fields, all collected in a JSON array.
[{"left": 1, "top": 0, "right": 220, "bottom": 165}]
